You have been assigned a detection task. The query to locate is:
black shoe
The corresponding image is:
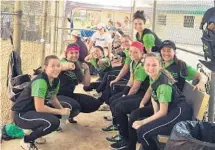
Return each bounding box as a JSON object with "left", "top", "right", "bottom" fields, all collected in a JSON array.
[
  {"left": 138, "top": 145, "right": 145, "bottom": 150},
  {"left": 102, "top": 124, "right": 118, "bottom": 132},
  {"left": 68, "top": 118, "right": 78, "bottom": 124},
  {"left": 110, "top": 139, "right": 128, "bottom": 150},
  {"left": 106, "top": 134, "right": 122, "bottom": 142},
  {"left": 29, "top": 141, "right": 39, "bottom": 150}
]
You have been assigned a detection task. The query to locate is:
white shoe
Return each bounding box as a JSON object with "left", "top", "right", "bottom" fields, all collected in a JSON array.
[
  {"left": 23, "top": 129, "right": 32, "bottom": 135},
  {"left": 91, "top": 90, "right": 102, "bottom": 98},
  {"left": 35, "top": 137, "right": 46, "bottom": 144},
  {"left": 103, "top": 115, "right": 113, "bottom": 121},
  {"left": 20, "top": 138, "right": 40, "bottom": 150},
  {"left": 98, "top": 104, "right": 110, "bottom": 111}
]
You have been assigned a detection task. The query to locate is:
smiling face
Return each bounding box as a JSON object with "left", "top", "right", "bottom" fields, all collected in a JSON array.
[
  {"left": 129, "top": 46, "right": 143, "bottom": 61},
  {"left": 144, "top": 55, "right": 162, "bottom": 79},
  {"left": 98, "top": 28, "right": 105, "bottom": 34},
  {"left": 66, "top": 50, "right": 79, "bottom": 62},
  {"left": 121, "top": 37, "right": 131, "bottom": 50},
  {"left": 134, "top": 18, "right": 145, "bottom": 32},
  {"left": 160, "top": 47, "right": 175, "bottom": 62},
  {"left": 44, "top": 58, "right": 61, "bottom": 79},
  {"left": 92, "top": 47, "right": 103, "bottom": 59}
]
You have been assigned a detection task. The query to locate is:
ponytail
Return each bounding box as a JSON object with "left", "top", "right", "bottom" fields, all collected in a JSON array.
[
  {"left": 161, "top": 69, "right": 176, "bottom": 84},
  {"left": 174, "top": 56, "right": 188, "bottom": 77}
]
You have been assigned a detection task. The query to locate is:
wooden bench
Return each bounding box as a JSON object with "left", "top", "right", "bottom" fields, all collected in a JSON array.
[{"left": 157, "top": 81, "right": 210, "bottom": 144}]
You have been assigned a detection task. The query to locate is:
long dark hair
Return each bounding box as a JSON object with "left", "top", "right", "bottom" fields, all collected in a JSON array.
[
  {"left": 174, "top": 56, "right": 188, "bottom": 77},
  {"left": 133, "top": 10, "right": 146, "bottom": 24}
]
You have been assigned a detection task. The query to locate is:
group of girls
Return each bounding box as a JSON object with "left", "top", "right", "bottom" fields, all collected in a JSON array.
[{"left": 11, "top": 10, "right": 206, "bottom": 150}]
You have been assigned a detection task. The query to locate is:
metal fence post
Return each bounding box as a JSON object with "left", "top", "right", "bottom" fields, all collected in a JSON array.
[
  {"left": 208, "top": 72, "right": 215, "bottom": 123},
  {"left": 13, "top": 1, "right": 22, "bottom": 55},
  {"left": 53, "top": 1, "right": 58, "bottom": 54},
  {"left": 152, "top": 0, "right": 157, "bottom": 32},
  {"left": 55, "top": 1, "right": 59, "bottom": 55},
  {"left": 41, "top": 1, "right": 48, "bottom": 65},
  {"left": 131, "top": 0, "right": 136, "bottom": 39}
]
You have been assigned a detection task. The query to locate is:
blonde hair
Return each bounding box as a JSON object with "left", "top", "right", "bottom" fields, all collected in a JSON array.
[
  {"left": 121, "top": 34, "right": 132, "bottom": 41},
  {"left": 144, "top": 53, "right": 176, "bottom": 84}
]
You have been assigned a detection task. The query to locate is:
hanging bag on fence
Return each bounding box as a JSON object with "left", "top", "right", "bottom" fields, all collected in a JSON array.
[{"left": 7, "top": 51, "right": 31, "bottom": 102}]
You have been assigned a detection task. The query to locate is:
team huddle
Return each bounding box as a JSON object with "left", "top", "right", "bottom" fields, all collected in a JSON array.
[{"left": 12, "top": 10, "right": 207, "bottom": 150}]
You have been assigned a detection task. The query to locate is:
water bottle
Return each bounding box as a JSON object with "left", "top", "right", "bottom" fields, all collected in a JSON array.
[{"left": 60, "top": 108, "right": 70, "bottom": 129}]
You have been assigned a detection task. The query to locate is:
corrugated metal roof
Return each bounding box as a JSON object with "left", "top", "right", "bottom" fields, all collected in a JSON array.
[{"left": 157, "top": 4, "right": 213, "bottom": 15}]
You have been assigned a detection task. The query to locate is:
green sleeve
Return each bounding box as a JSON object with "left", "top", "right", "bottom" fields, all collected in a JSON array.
[
  {"left": 134, "top": 66, "right": 148, "bottom": 81},
  {"left": 122, "top": 49, "right": 131, "bottom": 65},
  {"left": 143, "top": 34, "right": 155, "bottom": 48},
  {"left": 124, "top": 54, "right": 131, "bottom": 65},
  {"left": 184, "top": 65, "right": 198, "bottom": 81},
  {"left": 102, "top": 57, "right": 110, "bottom": 63},
  {"left": 31, "top": 79, "right": 47, "bottom": 99},
  {"left": 156, "top": 84, "right": 172, "bottom": 103},
  {"left": 102, "top": 57, "right": 111, "bottom": 67},
  {"left": 60, "top": 58, "right": 68, "bottom": 62},
  {"left": 89, "top": 58, "right": 97, "bottom": 69}
]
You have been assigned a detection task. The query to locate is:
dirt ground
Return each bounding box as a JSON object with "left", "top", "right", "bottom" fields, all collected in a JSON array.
[
  {"left": 1, "top": 111, "right": 115, "bottom": 150},
  {"left": 1, "top": 84, "right": 116, "bottom": 150}
]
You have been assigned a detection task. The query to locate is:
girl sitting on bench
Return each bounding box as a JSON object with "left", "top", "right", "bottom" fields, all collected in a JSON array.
[{"left": 110, "top": 53, "right": 193, "bottom": 150}]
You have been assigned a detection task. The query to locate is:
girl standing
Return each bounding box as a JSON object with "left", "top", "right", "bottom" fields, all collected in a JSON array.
[{"left": 133, "top": 10, "right": 162, "bottom": 53}]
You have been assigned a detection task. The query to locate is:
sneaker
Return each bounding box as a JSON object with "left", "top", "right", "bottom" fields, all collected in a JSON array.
[
  {"left": 92, "top": 91, "right": 102, "bottom": 99},
  {"left": 20, "top": 139, "right": 40, "bottom": 150},
  {"left": 35, "top": 137, "right": 46, "bottom": 144},
  {"left": 56, "top": 126, "right": 63, "bottom": 132},
  {"left": 103, "top": 115, "right": 113, "bottom": 121},
  {"left": 106, "top": 134, "right": 122, "bottom": 143},
  {"left": 68, "top": 118, "right": 78, "bottom": 124},
  {"left": 110, "top": 139, "right": 128, "bottom": 150},
  {"left": 23, "top": 129, "right": 32, "bottom": 135},
  {"left": 98, "top": 104, "right": 110, "bottom": 111},
  {"left": 102, "top": 124, "right": 118, "bottom": 132}
]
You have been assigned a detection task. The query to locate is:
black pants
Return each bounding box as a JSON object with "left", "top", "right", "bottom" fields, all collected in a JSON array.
[
  {"left": 84, "top": 66, "right": 126, "bottom": 92},
  {"left": 128, "top": 102, "right": 192, "bottom": 150},
  {"left": 97, "top": 68, "right": 122, "bottom": 93},
  {"left": 58, "top": 92, "right": 100, "bottom": 113},
  {"left": 100, "top": 74, "right": 129, "bottom": 104},
  {"left": 109, "top": 92, "right": 145, "bottom": 128},
  {"left": 57, "top": 95, "right": 81, "bottom": 118},
  {"left": 14, "top": 111, "right": 60, "bottom": 143}
]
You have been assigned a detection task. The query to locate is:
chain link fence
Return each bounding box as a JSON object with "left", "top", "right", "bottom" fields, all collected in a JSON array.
[{"left": 0, "top": 1, "right": 55, "bottom": 125}]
